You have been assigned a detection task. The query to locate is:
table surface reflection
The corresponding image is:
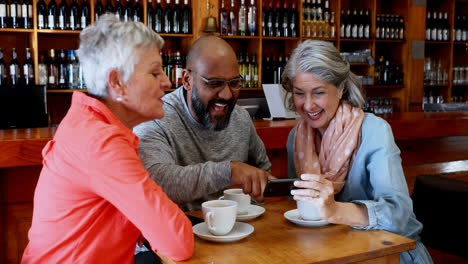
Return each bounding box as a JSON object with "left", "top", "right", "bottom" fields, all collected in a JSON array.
[{"left": 177, "top": 199, "right": 415, "bottom": 264}]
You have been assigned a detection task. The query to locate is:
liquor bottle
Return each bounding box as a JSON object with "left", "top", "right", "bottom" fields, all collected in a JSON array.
[
  {"left": 281, "top": 0, "right": 288, "bottom": 37},
  {"left": 172, "top": 0, "right": 180, "bottom": 33},
  {"left": 10, "top": 0, "right": 19, "bottom": 28},
  {"left": 0, "top": 0, "right": 6, "bottom": 28},
  {"left": 229, "top": 0, "right": 237, "bottom": 35},
  {"left": 265, "top": 0, "right": 273, "bottom": 37},
  {"left": 147, "top": 0, "right": 154, "bottom": 29},
  {"left": 375, "top": 14, "right": 381, "bottom": 39},
  {"left": 38, "top": 53, "right": 47, "bottom": 85},
  {"left": 57, "top": 49, "right": 68, "bottom": 89},
  {"left": 0, "top": 48, "right": 6, "bottom": 88},
  {"left": 398, "top": 16, "right": 404, "bottom": 40},
  {"left": 262, "top": 56, "right": 271, "bottom": 83},
  {"left": 95, "top": 0, "right": 104, "bottom": 22},
  {"left": 351, "top": 8, "right": 358, "bottom": 39},
  {"left": 22, "top": 0, "right": 32, "bottom": 28},
  {"left": 68, "top": 50, "right": 78, "bottom": 89},
  {"left": 430, "top": 11, "right": 437, "bottom": 41},
  {"left": 276, "top": 54, "right": 283, "bottom": 84},
  {"left": 382, "top": 60, "right": 391, "bottom": 85},
  {"left": 272, "top": 55, "right": 278, "bottom": 84},
  {"left": 105, "top": 0, "right": 114, "bottom": 14},
  {"left": 454, "top": 15, "right": 461, "bottom": 41},
  {"left": 220, "top": 0, "right": 228, "bottom": 35},
  {"left": 173, "top": 51, "right": 183, "bottom": 88},
  {"left": 81, "top": 0, "right": 90, "bottom": 29},
  {"left": 47, "top": 49, "right": 58, "bottom": 88},
  {"left": 154, "top": 0, "right": 163, "bottom": 32},
  {"left": 77, "top": 51, "right": 86, "bottom": 89},
  {"left": 436, "top": 12, "right": 443, "bottom": 41},
  {"left": 261, "top": 0, "right": 265, "bottom": 36},
  {"left": 23, "top": 48, "right": 34, "bottom": 87},
  {"left": 273, "top": 0, "right": 281, "bottom": 37},
  {"left": 247, "top": 0, "right": 256, "bottom": 36},
  {"left": 69, "top": 0, "right": 79, "bottom": 30},
  {"left": 364, "top": 8, "right": 370, "bottom": 39},
  {"left": 181, "top": 0, "right": 190, "bottom": 33},
  {"left": 244, "top": 53, "right": 251, "bottom": 87},
  {"left": 442, "top": 12, "right": 449, "bottom": 41},
  {"left": 425, "top": 12, "right": 431, "bottom": 40},
  {"left": 58, "top": 0, "right": 68, "bottom": 30},
  {"left": 238, "top": 0, "right": 247, "bottom": 36},
  {"left": 303, "top": 0, "right": 310, "bottom": 22},
  {"left": 238, "top": 52, "right": 245, "bottom": 83},
  {"left": 165, "top": 50, "right": 173, "bottom": 84},
  {"left": 329, "top": 11, "right": 335, "bottom": 38},
  {"left": 47, "top": 0, "right": 58, "bottom": 29},
  {"left": 163, "top": 0, "right": 172, "bottom": 33},
  {"left": 310, "top": 0, "right": 316, "bottom": 21},
  {"left": 10, "top": 48, "right": 20, "bottom": 88},
  {"left": 115, "top": 0, "right": 124, "bottom": 20},
  {"left": 134, "top": 0, "right": 142, "bottom": 22},
  {"left": 251, "top": 53, "right": 258, "bottom": 87},
  {"left": 384, "top": 15, "right": 390, "bottom": 39},
  {"left": 323, "top": 0, "right": 330, "bottom": 22},
  {"left": 123, "top": 0, "right": 132, "bottom": 22}
]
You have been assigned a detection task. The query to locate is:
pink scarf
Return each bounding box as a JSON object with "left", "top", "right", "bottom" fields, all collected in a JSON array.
[{"left": 293, "top": 103, "right": 364, "bottom": 193}]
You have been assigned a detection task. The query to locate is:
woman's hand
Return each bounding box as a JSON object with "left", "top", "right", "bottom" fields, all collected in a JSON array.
[{"left": 291, "top": 173, "right": 338, "bottom": 222}]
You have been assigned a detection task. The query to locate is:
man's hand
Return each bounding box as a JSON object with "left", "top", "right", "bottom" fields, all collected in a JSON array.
[{"left": 230, "top": 161, "right": 276, "bottom": 201}]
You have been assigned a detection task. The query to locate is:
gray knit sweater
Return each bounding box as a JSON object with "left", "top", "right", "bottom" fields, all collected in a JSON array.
[{"left": 133, "top": 88, "right": 271, "bottom": 211}]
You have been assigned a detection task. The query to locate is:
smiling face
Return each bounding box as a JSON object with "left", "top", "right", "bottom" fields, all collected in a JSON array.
[
  {"left": 293, "top": 71, "right": 343, "bottom": 135},
  {"left": 124, "top": 46, "right": 171, "bottom": 123}
]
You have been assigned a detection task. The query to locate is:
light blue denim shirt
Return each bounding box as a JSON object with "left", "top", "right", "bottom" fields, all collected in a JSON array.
[{"left": 287, "top": 113, "right": 433, "bottom": 264}]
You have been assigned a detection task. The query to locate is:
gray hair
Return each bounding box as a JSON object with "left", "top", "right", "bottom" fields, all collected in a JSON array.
[
  {"left": 281, "top": 40, "right": 365, "bottom": 111},
  {"left": 77, "top": 14, "right": 164, "bottom": 98}
]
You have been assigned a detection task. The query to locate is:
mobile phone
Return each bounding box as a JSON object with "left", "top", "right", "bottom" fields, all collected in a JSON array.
[{"left": 263, "top": 178, "right": 300, "bottom": 197}]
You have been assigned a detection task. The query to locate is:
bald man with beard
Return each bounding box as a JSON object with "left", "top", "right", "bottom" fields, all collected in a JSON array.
[{"left": 134, "top": 36, "right": 275, "bottom": 212}]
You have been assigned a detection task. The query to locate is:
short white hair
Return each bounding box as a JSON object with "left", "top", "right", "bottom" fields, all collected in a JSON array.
[{"left": 77, "top": 15, "right": 164, "bottom": 98}]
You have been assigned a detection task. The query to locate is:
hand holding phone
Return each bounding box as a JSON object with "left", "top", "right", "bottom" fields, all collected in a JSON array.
[{"left": 263, "top": 178, "right": 300, "bottom": 197}]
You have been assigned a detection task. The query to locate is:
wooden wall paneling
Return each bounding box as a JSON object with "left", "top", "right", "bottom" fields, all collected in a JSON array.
[{"left": 1, "top": 170, "right": 5, "bottom": 264}]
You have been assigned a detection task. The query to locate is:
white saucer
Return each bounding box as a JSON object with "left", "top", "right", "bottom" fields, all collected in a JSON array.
[
  {"left": 284, "top": 209, "right": 330, "bottom": 227},
  {"left": 193, "top": 222, "right": 254, "bottom": 243},
  {"left": 236, "top": 205, "right": 266, "bottom": 221}
]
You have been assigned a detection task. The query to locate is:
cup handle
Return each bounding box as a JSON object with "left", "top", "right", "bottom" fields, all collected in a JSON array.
[
  {"left": 205, "top": 211, "right": 215, "bottom": 232},
  {"left": 218, "top": 196, "right": 224, "bottom": 200}
]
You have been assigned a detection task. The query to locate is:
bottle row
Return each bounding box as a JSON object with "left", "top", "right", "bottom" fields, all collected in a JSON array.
[
  {"left": 425, "top": 10, "right": 450, "bottom": 41},
  {"left": 453, "top": 15, "right": 468, "bottom": 42},
  {"left": 238, "top": 52, "right": 258, "bottom": 88},
  {"left": 147, "top": 0, "right": 191, "bottom": 34},
  {"left": 39, "top": 49, "right": 86, "bottom": 89},
  {"left": 374, "top": 56, "right": 404, "bottom": 86},
  {"left": 0, "top": 47, "right": 34, "bottom": 88},
  {"left": 375, "top": 14, "right": 405, "bottom": 40},
  {"left": 161, "top": 49, "right": 185, "bottom": 88},
  {"left": 0, "top": 0, "right": 33, "bottom": 29},
  {"left": 364, "top": 97, "right": 393, "bottom": 114},
  {"left": 452, "top": 66, "right": 468, "bottom": 85},
  {"left": 302, "top": 11, "right": 335, "bottom": 38},
  {"left": 339, "top": 7, "right": 371, "bottom": 39},
  {"left": 262, "top": 53, "right": 288, "bottom": 84},
  {"left": 424, "top": 56, "right": 449, "bottom": 85}
]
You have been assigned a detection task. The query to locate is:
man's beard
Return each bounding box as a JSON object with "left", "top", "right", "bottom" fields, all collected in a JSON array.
[{"left": 191, "top": 83, "right": 236, "bottom": 131}]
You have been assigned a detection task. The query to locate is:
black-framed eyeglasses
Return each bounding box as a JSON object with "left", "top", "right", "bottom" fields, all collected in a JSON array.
[{"left": 188, "top": 69, "right": 244, "bottom": 93}]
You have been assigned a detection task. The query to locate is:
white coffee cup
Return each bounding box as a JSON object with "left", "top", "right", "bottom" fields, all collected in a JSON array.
[
  {"left": 219, "top": 188, "right": 251, "bottom": 215},
  {"left": 297, "top": 200, "right": 320, "bottom": 221},
  {"left": 202, "top": 200, "right": 238, "bottom": 236}
]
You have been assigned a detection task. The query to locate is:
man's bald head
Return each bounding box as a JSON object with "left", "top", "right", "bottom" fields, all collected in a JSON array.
[{"left": 186, "top": 36, "right": 238, "bottom": 71}]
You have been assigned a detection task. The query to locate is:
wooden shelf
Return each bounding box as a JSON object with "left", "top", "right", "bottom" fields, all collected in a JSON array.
[
  {"left": 452, "top": 84, "right": 468, "bottom": 87},
  {"left": 302, "top": 37, "right": 338, "bottom": 41},
  {"left": 37, "top": 29, "right": 82, "bottom": 34},
  {"left": 158, "top": 33, "right": 194, "bottom": 38},
  {"left": 261, "top": 36, "right": 301, "bottom": 40},
  {"left": 375, "top": 39, "right": 406, "bottom": 43},
  {"left": 350, "top": 62, "right": 370, "bottom": 66},
  {"left": 47, "top": 89, "right": 87, "bottom": 93},
  {"left": 0, "top": 28, "right": 34, "bottom": 33},
  {"left": 220, "top": 35, "right": 261, "bottom": 39},
  {"left": 424, "top": 84, "right": 450, "bottom": 88},
  {"left": 364, "top": 85, "right": 405, "bottom": 89},
  {"left": 453, "top": 41, "right": 468, "bottom": 45},
  {"left": 425, "top": 40, "right": 452, "bottom": 45},
  {"left": 339, "top": 38, "right": 373, "bottom": 42}
]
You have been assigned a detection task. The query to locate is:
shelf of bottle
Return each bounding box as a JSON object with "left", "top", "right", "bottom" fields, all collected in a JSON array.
[
  {"left": 0, "top": 28, "right": 34, "bottom": 33},
  {"left": 339, "top": 38, "right": 373, "bottom": 42},
  {"left": 37, "top": 29, "right": 82, "bottom": 34},
  {"left": 302, "top": 37, "right": 337, "bottom": 42},
  {"left": 47, "top": 89, "right": 87, "bottom": 93},
  {"left": 363, "top": 84, "right": 404, "bottom": 89},
  {"left": 375, "top": 39, "right": 406, "bottom": 43},
  {"left": 158, "top": 33, "right": 194, "bottom": 38},
  {"left": 220, "top": 35, "right": 261, "bottom": 39},
  {"left": 261, "top": 36, "right": 301, "bottom": 40},
  {"left": 425, "top": 40, "right": 451, "bottom": 45},
  {"left": 424, "top": 84, "right": 449, "bottom": 88}
]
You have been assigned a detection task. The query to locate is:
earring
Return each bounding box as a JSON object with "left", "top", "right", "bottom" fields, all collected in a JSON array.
[{"left": 116, "top": 96, "right": 123, "bottom": 102}]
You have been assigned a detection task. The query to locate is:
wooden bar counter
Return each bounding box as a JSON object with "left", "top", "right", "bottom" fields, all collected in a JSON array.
[{"left": 1, "top": 111, "right": 468, "bottom": 263}]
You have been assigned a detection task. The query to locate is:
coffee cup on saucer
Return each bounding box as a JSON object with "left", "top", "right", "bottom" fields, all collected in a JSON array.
[
  {"left": 297, "top": 200, "right": 320, "bottom": 221},
  {"left": 219, "top": 188, "right": 251, "bottom": 215},
  {"left": 202, "top": 200, "right": 238, "bottom": 236}
]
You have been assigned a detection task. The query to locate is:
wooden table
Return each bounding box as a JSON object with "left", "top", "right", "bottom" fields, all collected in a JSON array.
[{"left": 178, "top": 200, "right": 416, "bottom": 264}]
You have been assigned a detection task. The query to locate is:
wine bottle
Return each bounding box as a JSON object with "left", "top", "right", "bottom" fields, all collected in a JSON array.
[
  {"left": 23, "top": 48, "right": 34, "bottom": 87},
  {"left": 147, "top": 0, "right": 154, "bottom": 29},
  {"left": 38, "top": 53, "right": 48, "bottom": 85},
  {"left": 290, "top": 1, "right": 297, "bottom": 37},
  {"left": 0, "top": 48, "right": 7, "bottom": 88},
  {"left": 154, "top": 0, "right": 163, "bottom": 32},
  {"left": 48, "top": 0, "right": 58, "bottom": 30},
  {"left": 48, "top": 49, "right": 58, "bottom": 88},
  {"left": 172, "top": 0, "right": 180, "bottom": 33},
  {"left": 10, "top": 0, "right": 19, "bottom": 28},
  {"left": 251, "top": 53, "right": 258, "bottom": 88},
  {"left": 21, "top": 0, "right": 32, "bottom": 28},
  {"left": 123, "top": 0, "right": 132, "bottom": 22},
  {"left": 173, "top": 51, "right": 183, "bottom": 88},
  {"left": 115, "top": 0, "right": 123, "bottom": 20},
  {"left": 133, "top": 0, "right": 142, "bottom": 22},
  {"left": 68, "top": 50, "right": 78, "bottom": 89},
  {"left": 81, "top": 0, "right": 90, "bottom": 29},
  {"left": 0, "top": 0, "right": 6, "bottom": 28},
  {"left": 105, "top": 0, "right": 114, "bottom": 14},
  {"left": 181, "top": 0, "right": 190, "bottom": 33},
  {"left": 163, "top": 0, "right": 172, "bottom": 33},
  {"left": 238, "top": 0, "right": 247, "bottom": 36},
  {"left": 69, "top": 0, "right": 79, "bottom": 30},
  {"left": 10, "top": 48, "right": 21, "bottom": 88},
  {"left": 58, "top": 0, "right": 68, "bottom": 30},
  {"left": 57, "top": 49, "right": 68, "bottom": 89},
  {"left": 95, "top": 0, "right": 104, "bottom": 22},
  {"left": 229, "top": 0, "right": 237, "bottom": 35}
]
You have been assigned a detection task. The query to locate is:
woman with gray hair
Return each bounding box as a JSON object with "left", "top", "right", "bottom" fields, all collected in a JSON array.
[
  {"left": 283, "top": 40, "right": 432, "bottom": 263},
  {"left": 22, "top": 15, "right": 193, "bottom": 263}
]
